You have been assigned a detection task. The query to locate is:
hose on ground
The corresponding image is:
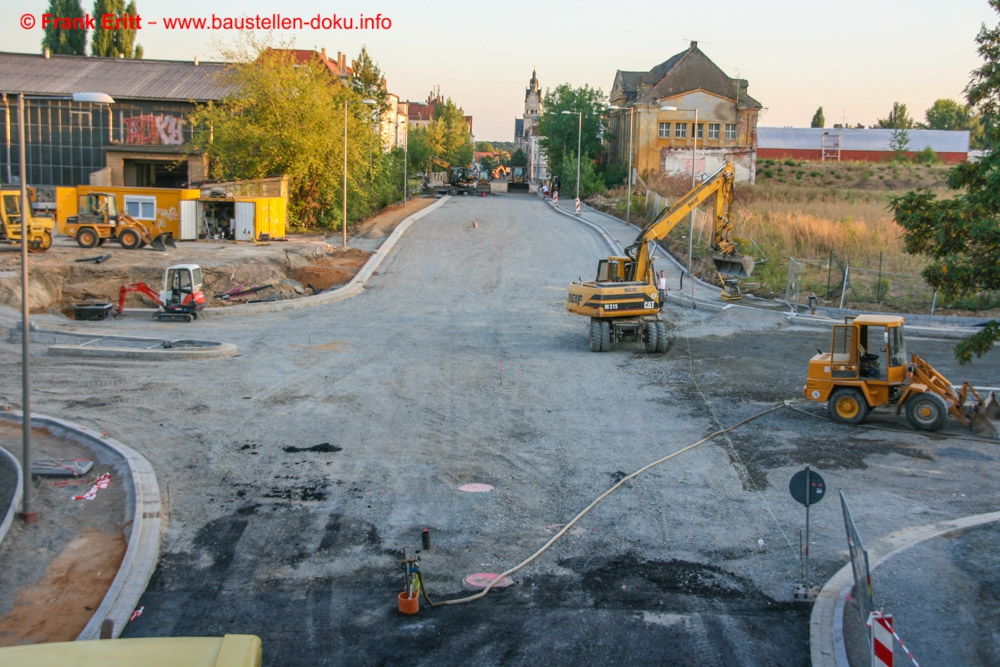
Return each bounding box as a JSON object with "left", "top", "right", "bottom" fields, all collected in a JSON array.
[{"left": 424, "top": 400, "right": 791, "bottom": 608}]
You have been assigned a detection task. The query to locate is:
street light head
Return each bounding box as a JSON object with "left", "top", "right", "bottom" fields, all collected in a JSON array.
[
  {"left": 72, "top": 92, "right": 115, "bottom": 105},
  {"left": 660, "top": 105, "right": 678, "bottom": 111},
  {"left": 561, "top": 110, "right": 577, "bottom": 115},
  {"left": 362, "top": 99, "right": 376, "bottom": 105}
]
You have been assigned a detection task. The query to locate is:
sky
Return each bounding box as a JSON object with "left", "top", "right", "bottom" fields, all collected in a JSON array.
[{"left": 4, "top": 0, "right": 997, "bottom": 142}]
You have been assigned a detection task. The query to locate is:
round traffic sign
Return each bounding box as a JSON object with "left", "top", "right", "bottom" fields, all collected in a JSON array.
[{"left": 789, "top": 468, "right": 826, "bottom": 506}]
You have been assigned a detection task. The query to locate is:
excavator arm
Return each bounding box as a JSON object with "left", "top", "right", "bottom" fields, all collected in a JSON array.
[
  {"left": 118, "top": 282, "right": 162, "bottom": 314},
  {"left": 625, "top": 161, "right": 749, "bottom": 285}
]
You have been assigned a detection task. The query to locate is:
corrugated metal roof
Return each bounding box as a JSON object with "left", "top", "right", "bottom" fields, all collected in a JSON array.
[
  {"left": 0, "top": 52, "right": 236, "bottom": 102},
  {"left": 759, "top": 127, "right": 969, "bottom": 152}
]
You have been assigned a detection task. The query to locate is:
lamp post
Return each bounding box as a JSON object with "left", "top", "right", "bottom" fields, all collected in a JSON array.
[
  {"left": 342, "top": 98, "right": 377, "bottom": 248},
  {"left": 607, "top": 105, "right": 635, "bottom": 224},
  {"left": 561, "top": 110, "right": 582, "bottom": 215},
  {"left": 13, "top": 91, "right": 114, "bottom": 522},
  {"left": 396, "top": 117, "right": 408, "bottom": 205},
  {"left": 661, "top": 105, "right": 699, "bottom": 308}
]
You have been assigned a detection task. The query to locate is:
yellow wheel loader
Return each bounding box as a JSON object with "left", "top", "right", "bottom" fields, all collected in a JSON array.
[
  {"left": 64, "top": 192, "right": 175, "bottom": 251},
  {"left": 565, "top": 161, "right": 753, "bottom": 352},
  {"left": 0, "top": 189, "right": 54, "bottom": 252},
  {"left": 803, "top": 314, "right": 999, "bottom": 437}
]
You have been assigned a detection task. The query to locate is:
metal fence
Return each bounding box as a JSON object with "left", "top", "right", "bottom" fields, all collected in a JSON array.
[{"left": 785, "top": 251, "right": 944, "bottom": 313}]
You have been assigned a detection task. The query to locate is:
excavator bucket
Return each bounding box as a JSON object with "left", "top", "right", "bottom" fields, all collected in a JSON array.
[
  {"left": 982, "top": 391, "right": 1000, "bottom": 420},
  {"left": 149, "top": 234, "right": 176, "bottom": 252},
  {"left": 712, "top": 253, "right": 755, "bottom": 278}
]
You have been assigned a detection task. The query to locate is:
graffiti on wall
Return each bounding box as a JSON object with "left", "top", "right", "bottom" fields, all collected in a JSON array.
[{"left": 124, "top": 114, "right": 186, "bottom": 146}]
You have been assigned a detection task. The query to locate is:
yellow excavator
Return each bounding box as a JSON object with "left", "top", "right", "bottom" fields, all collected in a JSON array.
[{"left": 566, "top": 161, "right": 753, "bottom": 352}]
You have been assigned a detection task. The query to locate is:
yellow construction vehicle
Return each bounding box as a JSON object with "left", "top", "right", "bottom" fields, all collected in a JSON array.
[
  {"left": 566, "top": 161, "right": 753, "bottom": 352},
  {"left": 508, "top": 165, "right": 529, "bottom": 192},
  {"left": 64, "top": 191, "right": 176, "bottom": 251},
  {"left": 803, "top": 314, "right": 999, "bottom": 437},
  {"left": 0, "top": 189, "right": 54, "bottom": 252}
]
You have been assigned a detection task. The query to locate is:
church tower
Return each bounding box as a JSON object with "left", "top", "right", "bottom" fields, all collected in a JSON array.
[{"left": 514, "top": 69, "right": 547, "bottom": 182}]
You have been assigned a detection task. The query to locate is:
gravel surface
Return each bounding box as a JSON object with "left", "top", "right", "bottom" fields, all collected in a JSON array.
[{"left": 0, "top": 193, "right": 997, "bottom": 665}]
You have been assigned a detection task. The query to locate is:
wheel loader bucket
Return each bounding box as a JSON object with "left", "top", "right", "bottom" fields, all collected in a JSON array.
[
  {"left": 971, "top": 392, "right": 1000, "bottom": 439},
  {"left": 150, "top": 233, "right": 176, "bottom": 252},
  {"left": 712, "top": 253, "right": 754, "bottom": 278}
]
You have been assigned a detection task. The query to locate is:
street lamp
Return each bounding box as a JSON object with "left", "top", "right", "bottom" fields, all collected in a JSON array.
[
  {"left": 396, "top": 117, "right": 408, "bottom": 205},
  {"left": 660, "top": 104, "right": 699, "bottom": 308},
  {"left": 12, "top": 91, "right": 114, "bottom": 522},
  {"left": 607, "top": 105, "right": 635, "bottom": 224},
  {"left": 342, "top": 98, "right": 377, "bottom": 248},
  {"left": 561, "top": 110, "right": 582, "bottom": 215}
]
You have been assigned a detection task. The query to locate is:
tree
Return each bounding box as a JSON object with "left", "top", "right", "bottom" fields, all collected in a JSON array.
[
  {"left": 875, "top": 102, "right": 913, "bottom": 160},
  {"left": 188, "top": 35, "right": 384, "bottom": 229},
  {"left": 875, "top": 102, "right": 914, "bottom": 130},
  {"left": 351, "top": 46, "right": 389, "bottom": 119},
  {"left": 923, "top": 98, "right": 985, "bottom": 150},
  {"left": 475, "top": 141, "right": 495, "bottom": 153},
  {"left": 417, "top": 98, "right": 473, "bottom": 166},
  {"left": 42, "top": 0, "right": 86, "bottom": 55},
  {"left": 91, "top": 0, "right": 142, "bottom": 58},
  {"left": 536, "top": 83, "right": 607, "bottom": 179},
  {"left": 890, "top": 0, "right": 1000, "bottom": 363},
  {"left": 509, "top": 148, "right": 527, "bottom": 167},
  {"left": 810, "top": 107, "right": 825, "bottom": 128}
]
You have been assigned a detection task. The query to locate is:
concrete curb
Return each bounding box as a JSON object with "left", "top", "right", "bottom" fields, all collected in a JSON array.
[
  {"left": 0, "top": 444, "right": 22, "bottom": 547},
  {"left": 10, "top": 328, "right": 240, "bottom": 360},
  {"left": 0, "top": 411, "right": 162, "bottom": 641},
  {"left": 810, "top": 511, "right": 1000, "bottom": 667}
]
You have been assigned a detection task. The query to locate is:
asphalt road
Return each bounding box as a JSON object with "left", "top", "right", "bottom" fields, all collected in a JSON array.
[{"left": 1, "top": 193, "right": 997, "bottom": 665}]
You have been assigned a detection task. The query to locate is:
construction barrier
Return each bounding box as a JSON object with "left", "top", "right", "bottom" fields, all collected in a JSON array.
[
  {"left": 868, "top": 612, "right": 894, "bottom": 667},
  {"left": 575, "top": 197, "right": 581, "bottom": 214},
  {"left": 553, "top": 191, "right": 558, "bottom": 205}
]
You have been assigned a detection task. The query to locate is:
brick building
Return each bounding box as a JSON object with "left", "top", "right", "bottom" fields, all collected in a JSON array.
[{"left": 608, "top": 41, "right": 762, "bottom": 183}]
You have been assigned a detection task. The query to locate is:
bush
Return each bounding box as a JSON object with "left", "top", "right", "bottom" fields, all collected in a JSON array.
[
  {"left": 783, "top": 158, "right": 798, "bottom": 167},
  {"left": 762, "top": 168, "right": 774, "bottom": 178},
  {"left": 918, "top": 146, "right": 939, "bottom": 166}
]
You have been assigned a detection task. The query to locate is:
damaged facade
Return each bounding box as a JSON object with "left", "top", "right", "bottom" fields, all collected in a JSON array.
[{"left": 608, "top": 42, "right": 762, "bottom": 184}]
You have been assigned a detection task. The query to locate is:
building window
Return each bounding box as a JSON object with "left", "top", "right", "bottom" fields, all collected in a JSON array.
[
  {"left": 658, "top": 122, "right": 671, "bottom": 138},
  {"left": 708, "top": 123, "right": 720, "bottom": 139},
  {"left": 725, "top": 123, "right": 737, "bottom": 140},
  {"left": 695, "top": 123, "right": 703, "bottom": 140},
  {"left": 124, "top": 196, "right": 156, "bottom": 220},
  {"left": 675, "top": 123, "right": 687, "bottom": 139}
]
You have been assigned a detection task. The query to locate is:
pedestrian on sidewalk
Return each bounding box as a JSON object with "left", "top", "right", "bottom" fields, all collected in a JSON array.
[{"left": 657, "top": 270, "right": 668, "bottom": 310}]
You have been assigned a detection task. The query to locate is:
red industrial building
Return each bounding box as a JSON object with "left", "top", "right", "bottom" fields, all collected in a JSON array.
[{"left": 758, "top": 127, "right": 969, "bottom": 164}]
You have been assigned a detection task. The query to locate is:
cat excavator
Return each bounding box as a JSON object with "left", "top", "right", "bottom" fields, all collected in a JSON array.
[{"left": 566, "top": 161, "right": 753, "bottom": 352}]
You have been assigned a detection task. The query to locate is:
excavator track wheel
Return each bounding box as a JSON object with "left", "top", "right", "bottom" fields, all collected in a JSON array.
[
  {"left": 645, "top": 322, "right": 659, "bottom": 353},
  {"left": 589, "top": 321, "right": 603, "bottom": 352},
  {"left": 828, "top": 387, "right": 870, "bottom": 425},
  {"left": 654, "top": 321, "right": 668, "bottom": 353},
  {"left": 905, "top": 392, "right": 948, "bottom": 431}
]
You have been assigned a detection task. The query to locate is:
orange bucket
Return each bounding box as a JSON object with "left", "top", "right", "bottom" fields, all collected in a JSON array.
[{"left": 398, "top": 591, "right": 419, "bottom": 615}]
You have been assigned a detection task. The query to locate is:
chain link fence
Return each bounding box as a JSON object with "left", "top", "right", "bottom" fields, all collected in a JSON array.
[{"left": 785, "top": 251, "right": 950, "bottom": 313}]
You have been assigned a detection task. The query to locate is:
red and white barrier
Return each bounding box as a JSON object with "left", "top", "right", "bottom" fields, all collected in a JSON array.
[
  {"left": 575, "top": 197, "right": 581, "bottom": 214},
  {"left": 868, "top": 611, "right": 894, "bottom": 667},
  {"left": 553, "top": 191, "right": 558, "bottom": 205},
  {"left": 73, "top": 472, "right": 112, "bottom": 501}
]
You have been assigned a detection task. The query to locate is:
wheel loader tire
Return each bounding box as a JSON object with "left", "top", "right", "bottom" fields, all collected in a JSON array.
[
  {"left": 76, "top": 227, "right": 99, "bottom": 249},
  {"left": 655, "top": 321, "right": 668, "bottom": 353},
  {"left": 600, "top": 321, "right": 611, "bottom": 351},
  {"left": 119, "top": 228, "right": 142, "bottom": 250},
  {"left": 590, "top": 321, "right": 602, "bottom": 352},
  {"left": 645, "top": 322, "right": 658, "bottom": 353},
  {"left": 828, "top": 387, "right": 870, "bottom": 425},
  {"left": 905, "top": 392, "right": 948, "bottom": 431}
]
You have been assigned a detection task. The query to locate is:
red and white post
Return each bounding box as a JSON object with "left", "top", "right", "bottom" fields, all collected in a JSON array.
[
  {"left": 553, "top": 191, "right": 558, "bottom": 206},
  {"left": 575, "top": 197, "right": 581, "bottom": 214},
  {"left": 868, "top": 611, "right": 893, "bottom": 667}
]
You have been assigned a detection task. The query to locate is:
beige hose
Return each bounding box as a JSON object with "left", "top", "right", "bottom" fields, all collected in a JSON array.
[{"left": 426, "top": 400, "right": 790, "bottom": 607}]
